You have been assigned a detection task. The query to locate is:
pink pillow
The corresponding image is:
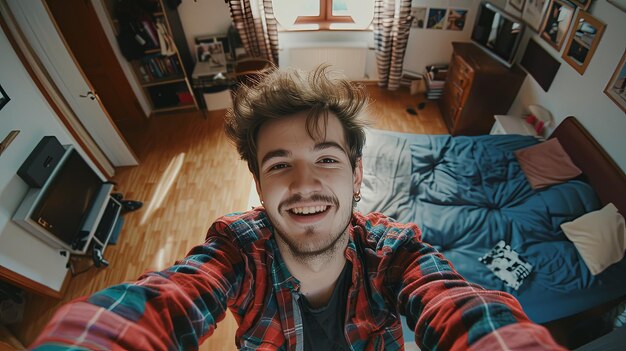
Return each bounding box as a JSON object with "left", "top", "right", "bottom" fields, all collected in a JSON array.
[{"left": 514, "top": 138, "right": 582, "bottom": 189}]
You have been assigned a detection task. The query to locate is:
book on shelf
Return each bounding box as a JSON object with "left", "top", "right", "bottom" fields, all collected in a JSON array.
[
  {"left": 140, "top": 54, "right": 182, "bottom": 82},
  {"left": 142, "top": 20, "right": 159, "bottom": 48},
  {"left": 127, "top": 21, "right": 158, "bottom": 50}
]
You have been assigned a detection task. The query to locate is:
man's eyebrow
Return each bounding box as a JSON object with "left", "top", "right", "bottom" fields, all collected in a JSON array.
[
  {"left": 260, "top": 142, "right": 346, "bottom": 167},
  {"left": 314, "top": 141, "right": 347, "bottom": 154},
  {"left": 260, "top": 149, "right": 291, "bottom": 167}
]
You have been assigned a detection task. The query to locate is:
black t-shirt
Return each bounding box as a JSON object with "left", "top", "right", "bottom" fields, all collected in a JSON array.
[{"left": 299, "top": 262, "right": 352, "bottom": 351}]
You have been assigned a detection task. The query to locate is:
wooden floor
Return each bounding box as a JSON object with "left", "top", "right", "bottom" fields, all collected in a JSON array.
[{"left": 9, "top": 85, "right": 446, "bottom": 349}]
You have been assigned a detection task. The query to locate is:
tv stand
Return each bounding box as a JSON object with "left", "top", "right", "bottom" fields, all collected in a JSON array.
[{"left": 438, "top": 42, "right": 526, "bottom": 135}]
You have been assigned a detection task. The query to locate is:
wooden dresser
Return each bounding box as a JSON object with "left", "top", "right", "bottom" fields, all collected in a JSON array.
[{"left": 439, "top": 42, "right": 526, "bottom": 135}]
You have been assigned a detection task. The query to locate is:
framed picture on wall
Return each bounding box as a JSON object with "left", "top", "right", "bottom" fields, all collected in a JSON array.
[
  {"left": 522, "top": 0, "right": 550, "bottom": 32},
  {"left": 510, "top": 0, "right": 526, "bottom": 12},
  {"left": 539, "top": 0, "right": 576, "bottom": 51},
  {"left": 569, "top": 0, "right": 592, "bottom": 10},
  {"left": 196, "top": 42, "right": 226, "bottom": 67},
  {"left": 426, "top": 8, "right": 447, "bottom": 29},
  {"left": 445, "top": 9, "right": 468, "bottom": 31},
  {"left": 561, "top": 11, "right": 605, "bottom": 75},
  {"left": 0, "top": 84, "right": 9, "bottom": 111},
  {"left": 410, "top": 7, "right": 427, "bottom": 28},
  {"left": 196, "top": 35, "right": 231, "bottom": 61},
  {"left": 603, "top": 51, "right": 626, "bottom": 112}
]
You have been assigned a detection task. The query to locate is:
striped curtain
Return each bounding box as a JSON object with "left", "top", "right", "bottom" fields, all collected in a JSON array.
[
  {"left": 373, "top": 0, "right": 412, "bottom": 90},
  {"left": 225, "top": 0, "right": 279, "bottom": 65}
]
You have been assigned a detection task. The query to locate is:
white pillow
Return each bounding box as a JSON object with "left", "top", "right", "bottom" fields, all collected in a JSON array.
[{"left": 561, "top": 203, "right": 626, "bottom": 275}]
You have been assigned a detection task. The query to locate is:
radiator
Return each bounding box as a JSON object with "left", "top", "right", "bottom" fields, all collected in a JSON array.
[{"left": 286, "top": 43, "right": 368, "bottom": 80}]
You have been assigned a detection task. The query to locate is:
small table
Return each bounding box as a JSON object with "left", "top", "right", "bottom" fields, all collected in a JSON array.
[
  {"left": 191, "top": 62, "right": 235, "bottom": 113},
  {"left": 490, "top": 115, "right": 538, "bottom": 136}
]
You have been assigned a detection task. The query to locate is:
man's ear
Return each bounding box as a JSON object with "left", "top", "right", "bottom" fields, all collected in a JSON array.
[
  {"left": 254, "top": 176, "right": 263, "bottom": 204},
  {"left": 353, "top": 157, "right": 363, "bottom": 195}
]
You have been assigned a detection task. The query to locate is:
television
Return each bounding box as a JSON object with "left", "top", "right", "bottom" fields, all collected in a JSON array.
[
  {"left": 13, "top": 146, "right": 113, "bottom": 254},
  {"left": 520, "top": 38, "right": 561, "bottom": 92},
  {"left": 471, "top": 2, "right": 525, "bottom": 68}
]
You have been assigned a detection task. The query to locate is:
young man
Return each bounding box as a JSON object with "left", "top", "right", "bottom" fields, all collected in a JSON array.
[{"left": 31, "top": 67, "right": 564, "bottom": 350}]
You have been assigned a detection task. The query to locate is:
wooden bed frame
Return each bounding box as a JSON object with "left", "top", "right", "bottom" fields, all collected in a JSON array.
[
  {"left": 546, "top": 116, "right": 626, "bottom": 348},
  {"left": 549, "top": 116, "right": 626, "bottom": 216}
]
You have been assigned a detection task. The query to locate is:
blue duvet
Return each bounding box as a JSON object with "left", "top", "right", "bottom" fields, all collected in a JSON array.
[{"left": 357, "top": 130, "right": 626, "bottom": 323}]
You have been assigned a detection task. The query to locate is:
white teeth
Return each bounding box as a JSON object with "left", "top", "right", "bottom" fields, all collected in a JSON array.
[{"left": 291, "top": 206, "right": 327, "bottom": 215}]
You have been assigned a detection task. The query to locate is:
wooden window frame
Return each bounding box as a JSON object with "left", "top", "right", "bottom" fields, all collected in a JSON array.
[{"left": 294, "top": 0, "right": 354, "bottom": 30}]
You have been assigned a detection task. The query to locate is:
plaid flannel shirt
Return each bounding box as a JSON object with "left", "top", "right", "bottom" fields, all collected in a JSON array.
[{"left": 32, "top": 209, "right": 564, "bottom": 350}]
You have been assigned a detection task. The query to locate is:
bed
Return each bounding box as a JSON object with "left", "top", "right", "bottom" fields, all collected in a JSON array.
[{"left": 356, "top": 116, "right": 626, "bottom": 324}]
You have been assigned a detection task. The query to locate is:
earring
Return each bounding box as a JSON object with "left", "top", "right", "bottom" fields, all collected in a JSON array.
[
  {"left": 353, "top": 191, "right": 361, "bottom": 203},
  {"left": 260, "top": 200, "right": 264, "bottom": 206}
]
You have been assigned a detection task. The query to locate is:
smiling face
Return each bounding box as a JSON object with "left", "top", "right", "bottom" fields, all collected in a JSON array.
[{"left": 255, "top": 111, "right": 362, "bottom": 260}]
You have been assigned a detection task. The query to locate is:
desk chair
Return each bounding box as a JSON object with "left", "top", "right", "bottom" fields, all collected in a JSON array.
[{"left": 232, "top": 57, "right": 274, "bottom": 92}]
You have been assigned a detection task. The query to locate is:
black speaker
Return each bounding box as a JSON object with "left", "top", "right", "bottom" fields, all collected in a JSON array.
[{"left": 17, "top": 136, "right": 66, "bottom": 188}]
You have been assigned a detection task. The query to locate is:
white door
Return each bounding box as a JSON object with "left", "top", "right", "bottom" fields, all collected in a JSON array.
[{"left": 7, "top": 0, "right": 138, "bottom": 167}]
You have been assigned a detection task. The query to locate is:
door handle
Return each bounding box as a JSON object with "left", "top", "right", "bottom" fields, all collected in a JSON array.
[{"left": 80, "top": 91, "right": 96, "bottom": 100}]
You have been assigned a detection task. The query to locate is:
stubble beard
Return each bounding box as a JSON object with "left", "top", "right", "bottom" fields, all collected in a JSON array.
[
  {"left": 274, "top": 223, "right": 350, "bottom": 264},
  {"left": 271, "top": 200, "right": 353, "bottom": 264}
]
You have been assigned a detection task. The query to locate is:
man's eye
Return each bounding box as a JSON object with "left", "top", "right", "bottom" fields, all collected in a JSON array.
[
  {"left": 319, "top": 158, "right": 338, "bottom": 164},
  {"left": 269, "top": 163, "right": 288, "bottom": 171}
]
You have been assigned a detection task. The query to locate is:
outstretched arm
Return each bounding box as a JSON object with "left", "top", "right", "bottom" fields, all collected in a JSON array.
[
  {"left": 398, "top": 246, "right": 564, "bottom": 350},
  {"left": 30, "top": 223, "right": 244, "bottom": 350},
  {"left": 367, "top": 215, "right": 566, "bottom": 351}
]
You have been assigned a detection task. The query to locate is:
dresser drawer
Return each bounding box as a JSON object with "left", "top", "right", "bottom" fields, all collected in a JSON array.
[
  {"left": 449, "top": 78, "right": 470, "bottom": 107},
  {"left": 448, "top": 82, "right": 462, "bottom": 106},
  {"left": 443, "top": 42, "right": 526, "bottom": 136},
  {"left": 453, "top": 54, "right": 473, "bottom": 78},
  {"left": 453, "top": 72, "right": 471, "bottom": 91},
  {"left": 451, "top": 54, "right": 473, "bottom": 89},
  {"left": 441, "top": 90, "right": 462, "bottom": 129}
]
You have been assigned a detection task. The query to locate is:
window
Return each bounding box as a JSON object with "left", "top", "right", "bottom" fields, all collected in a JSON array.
[{"left": 273, "top": 0, "right": 374, "bottom": 30}]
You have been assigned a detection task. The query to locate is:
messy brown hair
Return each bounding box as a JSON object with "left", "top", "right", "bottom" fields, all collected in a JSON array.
[{"left": 224, "top": 65, "right": 369, "bottom": 179}]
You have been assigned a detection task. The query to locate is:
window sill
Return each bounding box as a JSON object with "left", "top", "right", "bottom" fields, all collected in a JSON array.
[{"left": 277, "top": 22, "right": 373, "bottom": 33}]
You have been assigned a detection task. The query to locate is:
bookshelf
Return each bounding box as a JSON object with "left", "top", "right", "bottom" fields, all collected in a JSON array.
[{"left": 104, "top": 0, "right": 197, "bottom": 113}]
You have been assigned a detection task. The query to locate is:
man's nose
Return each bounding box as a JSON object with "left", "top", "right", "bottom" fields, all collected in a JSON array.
[{"left": 289, "top": 163, "right": 322, "bottom": 195}]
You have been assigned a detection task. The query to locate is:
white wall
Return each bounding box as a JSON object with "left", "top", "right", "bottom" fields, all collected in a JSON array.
[
  {"left": 178, "top": 0, "right": 233, "bottom": 61},
  {"left": 0, "top": 29, "right": 73, "bottom": 292},
  {"left": 278, "top": 31, "right": 379, "bottom": 80},
  {"left": 404, "top": 0, "right": 482, "bottom": 73},
  {"left": 508, "top": 1, "right": 626, "bottom": 172}
]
